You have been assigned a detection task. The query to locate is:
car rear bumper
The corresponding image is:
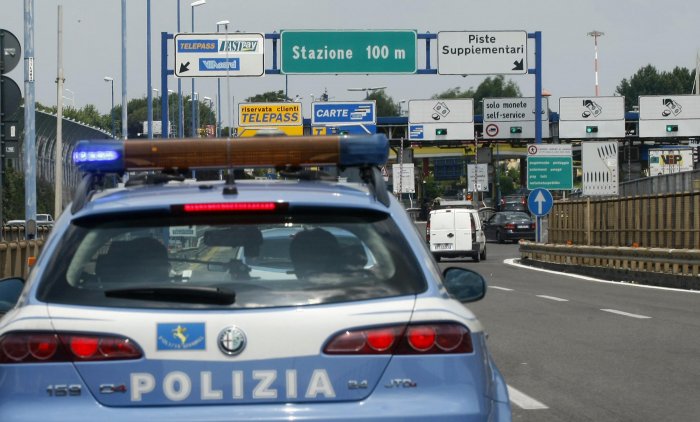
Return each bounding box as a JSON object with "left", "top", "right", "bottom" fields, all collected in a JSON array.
[{"left": 1, "top": 393, "right": 510, "bottom": 422}]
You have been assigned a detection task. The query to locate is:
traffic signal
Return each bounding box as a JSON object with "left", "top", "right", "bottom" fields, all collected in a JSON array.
[
  {"left": 585, "top": 126, "right": 598, "bottom": 133},
  {"left": 510, "top": 126, "right": 522, "bottom": 134},
  {"left": 435, "top": 128, "right": 447, "bottom": 135},
  {"left": 666, "top": 125, "right": 678, "bottom": 133}
]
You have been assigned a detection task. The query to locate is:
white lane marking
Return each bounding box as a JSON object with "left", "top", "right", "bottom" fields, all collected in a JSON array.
[
  {"left": 600, "top": 309, "right": 651, "bottom": 319},
  {"left": 503, "top": 258, "right": 700, "bottom": 294},
  {"left": 490, "top": 286, "right": 514, "bottom": 291},
  {"left": 536, "top": 295, "right": 569, "bottom": 302},
  {"left": 507, "top": 385, "right": 549, "bottom": 410}
]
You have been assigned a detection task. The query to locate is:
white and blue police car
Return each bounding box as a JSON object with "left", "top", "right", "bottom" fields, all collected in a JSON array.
[{"left": 0, "top": 134, "right": 510, "bottom": 421}]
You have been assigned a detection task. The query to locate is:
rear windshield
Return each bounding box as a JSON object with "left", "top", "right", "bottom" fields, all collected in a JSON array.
[{"left": 37, "top": 210, "right": 426, "bottom": 309}]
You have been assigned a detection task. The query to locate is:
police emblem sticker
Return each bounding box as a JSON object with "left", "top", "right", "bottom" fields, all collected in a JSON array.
[{"left": 157, "top": 323, "right": 206, "bottom": 351}]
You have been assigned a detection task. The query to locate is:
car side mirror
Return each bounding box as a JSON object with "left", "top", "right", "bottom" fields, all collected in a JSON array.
[
  {"left": 0, "top": 277, "right": 25, "bottom": 316},
  {"left": 442, "top": 268, "right": 486, "bottom": 303}
]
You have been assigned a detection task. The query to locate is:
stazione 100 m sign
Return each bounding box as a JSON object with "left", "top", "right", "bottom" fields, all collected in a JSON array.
[{"left": 280, "top": 30, "right": 416, "bottom": 74}]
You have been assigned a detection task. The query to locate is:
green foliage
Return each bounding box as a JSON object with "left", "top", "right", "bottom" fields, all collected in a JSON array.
[
  {"left": 2, "top": 166, "right": 54, "bottom": 222},
  {"left": 365, "top": 90, "right": 400, "bottom": 117},
  {"left": 246, "top": 90, "right": 290, "bottom": 103},
  {"left": 616, "top": 65, "right": 696, "bottom": 111},
  {"left": 433, "top": 76, "right": 522, "bottom": 115},
  {"left": 498, "top": 174, "right": 516, "bottom": 196}
]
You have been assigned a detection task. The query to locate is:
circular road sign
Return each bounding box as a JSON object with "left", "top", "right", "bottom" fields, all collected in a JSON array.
[
  {"left": 1, "top": 76, "right": 22, "bottom": 118},
  {"left": 528, "top": 188, "right": 554, "bottom": 217},
  {"left": 527, "top": 144, "right": 538, "bottom": 155},
  {"left": 485, "top": 124, "right": 499, "bottom": 137},
  {"left": 0, "top": 29, "right": 22, "bottom": 74}
]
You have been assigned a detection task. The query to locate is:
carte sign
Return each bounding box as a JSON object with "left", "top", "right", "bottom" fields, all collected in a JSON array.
[
  {"left": 311, "top": 101, "right": 376, "bottom": 125},
  {"left": 238, "top": 102, "right": 302, "bottom": 127},
  {"left": 174, "top": 33, "right": 264, "bottom": 78},
  {"left": 638, "top": 95, "right": 700, "bottom": 138},
  {"left": 280, "top": 30, "right": 416, "bottom": 74},
  {"left": 483, "top": 97, "right": 550, "bottom": 139},
  {"left": 437, "top": 31, "right": 528, "bottom": 75},
  {"left": 558, "top": 96, "right": 625, "bottom": 139}
]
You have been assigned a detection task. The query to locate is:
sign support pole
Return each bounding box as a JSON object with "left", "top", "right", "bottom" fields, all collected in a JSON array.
[{"left": 529, "top": 31, "right": 542, "bottom": 144}]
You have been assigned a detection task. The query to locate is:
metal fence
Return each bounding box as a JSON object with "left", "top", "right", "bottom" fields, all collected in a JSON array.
[
  {"left": 619, "top": 169, "right": 700, "bottom": 196},
  {"left": 548, "top": 191, "right": 700, "bottom": 249}
]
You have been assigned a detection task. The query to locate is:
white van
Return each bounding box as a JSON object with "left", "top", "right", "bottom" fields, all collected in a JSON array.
[{"left": 427, "top": 208, "right": 486, "bottom": 262}]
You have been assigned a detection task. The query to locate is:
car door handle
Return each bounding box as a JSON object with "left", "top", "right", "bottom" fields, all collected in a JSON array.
[{"left": 447, "top": 233, "right": 454, "bottom": 238}]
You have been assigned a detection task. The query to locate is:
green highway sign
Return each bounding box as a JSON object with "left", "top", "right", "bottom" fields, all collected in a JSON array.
[
  {"left": 527, "top": 156, "right": 574, "bottom": 190},
  {"left": 280, "top": 30, "right": 416, "bottom": 74}
]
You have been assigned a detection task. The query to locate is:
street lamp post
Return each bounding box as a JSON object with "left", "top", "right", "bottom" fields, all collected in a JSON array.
[
  {"left": 153, "top": 88, "right": 159, "bottom": 136},
  {"left": 190, "top": 0, "right": 206, "bottom": 137},
  {"left": 203, "top": 96, "right": 213, "bottom": 137},
  {"left": 347, "top": 86, "right": 387, "bottom": 99},
  {"left": 167, "top": 89, "right": 174, "bottom": 137},
  {"left": 588, "top": 30, "right": 604, "bottom": 96},
  {"left": 216, "top": 20, "right": 229, "bottom": 138},
  {"left": 104, "top": 76, "right": 115, "bottom": 137}
]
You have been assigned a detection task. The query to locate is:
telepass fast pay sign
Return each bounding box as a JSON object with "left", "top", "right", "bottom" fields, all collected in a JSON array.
[{"left": 174, "top": 33, "right": 265, "bottom": 77}]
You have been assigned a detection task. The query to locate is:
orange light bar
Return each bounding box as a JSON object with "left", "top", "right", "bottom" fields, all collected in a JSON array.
[{"left": 123, "top": 136, "right": 342, "bottom": 170}]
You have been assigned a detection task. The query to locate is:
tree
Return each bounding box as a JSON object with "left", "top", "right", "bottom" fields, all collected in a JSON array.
[
  {"left": 616, "top": 65, "right": 696, "bottom": 111},
  {"left": 365, "top": 90, "right": 400, "bottom": 117},
  {"left": 433, "top": 75, "right": 522, "bottom": 115},
  {"left": 246, "top": 90, "right": 290, "bottom": 103},
  {"left": 2, "top": 166, "right": 54, "bottom": 222}
]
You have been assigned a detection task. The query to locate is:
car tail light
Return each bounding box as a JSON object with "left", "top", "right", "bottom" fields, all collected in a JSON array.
[
  {"left": 504, "top": 223, "right": 516, "bottom": 229},
  {"left": 324, "top": 323, "right": 472, "bottom": 355},
  {"left": 426, "top": 219, "right": 431, "bottom": 243},
  {"left": 530, "top": 223, "right": 536, "bottom": 229},
  {"left": 0, "top": 332, "right": 142, "bottom": 363}
]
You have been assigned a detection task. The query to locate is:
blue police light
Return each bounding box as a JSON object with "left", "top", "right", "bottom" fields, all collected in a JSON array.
[
  {"left": 72, "top": 135, "right": 388, "bottom": 173},
  {"left": 338, "top": 134, "right": 388, "bottom": 167},
  {"left": 72, "top": 140, "right": 125, "bottom": 173}
]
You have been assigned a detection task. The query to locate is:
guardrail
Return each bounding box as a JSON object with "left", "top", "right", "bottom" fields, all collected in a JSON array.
[
  {"left": 0, "top": 240, "right": 45, "bottom": 280},
  {"left": 519, "top": 241, "right": 700, "bottom": 290}
]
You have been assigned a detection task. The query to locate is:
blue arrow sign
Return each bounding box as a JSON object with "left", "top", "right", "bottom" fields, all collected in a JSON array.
[
  {"left": 528, "top": 188, "right": 553, "bottom": 217},
  {"left": 311, "top": 101, "right": 376, "bottom": 125}
]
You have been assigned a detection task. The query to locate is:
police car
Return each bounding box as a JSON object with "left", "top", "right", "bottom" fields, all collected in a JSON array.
[{"left": 0, "top": 134, "right": 510, "bottom": 421}]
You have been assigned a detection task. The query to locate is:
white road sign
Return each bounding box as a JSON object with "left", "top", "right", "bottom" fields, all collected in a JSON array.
[
  {"left": 408, "top": 99, "right": 474, "bottom": 141},
  {"left": 174, "top": 33, "right": 264, "bottom": 78},
  {"left": 392, "top": 163, "right": 415, "bottom": 194},
  {"left": 438, "top": 31, "right": 528, "bottom": 75},
  {"left": 483, "top": 97, "right": 550, "bottom": 139},
  {"left": 582, "top": 142, "right": 619, "bottom": 196},
  {"left": 467, "top": 164, "right": 489, "bottom": 192},
  {"left": 558, "top": 96, "right": 625, "bottom": 139},
  {"left": 638, "top": 95, "right": 700, "bottom": 138}
]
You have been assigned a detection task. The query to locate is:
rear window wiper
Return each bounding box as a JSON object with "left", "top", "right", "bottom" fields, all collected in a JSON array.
[{"left": 105, "top": 286, "right": 235, "bottom": 305}]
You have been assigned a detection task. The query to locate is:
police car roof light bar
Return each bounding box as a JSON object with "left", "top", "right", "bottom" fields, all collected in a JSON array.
[{"left": 72, "top": 135, "right": 389, "bottom": 173}]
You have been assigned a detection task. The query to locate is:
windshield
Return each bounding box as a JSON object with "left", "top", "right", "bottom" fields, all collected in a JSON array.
[{"left": 37, "top": 210, "right": 426, "bottom": 309}]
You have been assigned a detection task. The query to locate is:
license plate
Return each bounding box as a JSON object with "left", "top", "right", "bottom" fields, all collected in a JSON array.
[
  {"left": 517, "top": 225, "right": 529, "bottom": 229},
  {"left": 434, "top": 243, "right": 453, "bottom": 250}
]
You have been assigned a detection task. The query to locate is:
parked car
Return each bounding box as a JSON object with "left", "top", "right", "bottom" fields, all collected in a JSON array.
[
  {"left": 36, "top": 213, "right": 54, "bottom": 227},
  {"left": 483, "top": 211, "right": 536, "bottom": 243}
]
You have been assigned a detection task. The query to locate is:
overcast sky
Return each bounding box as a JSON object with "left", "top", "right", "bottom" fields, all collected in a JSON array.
[{"left": 3, "top": 0, "right": 699, "bottom": 121}]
